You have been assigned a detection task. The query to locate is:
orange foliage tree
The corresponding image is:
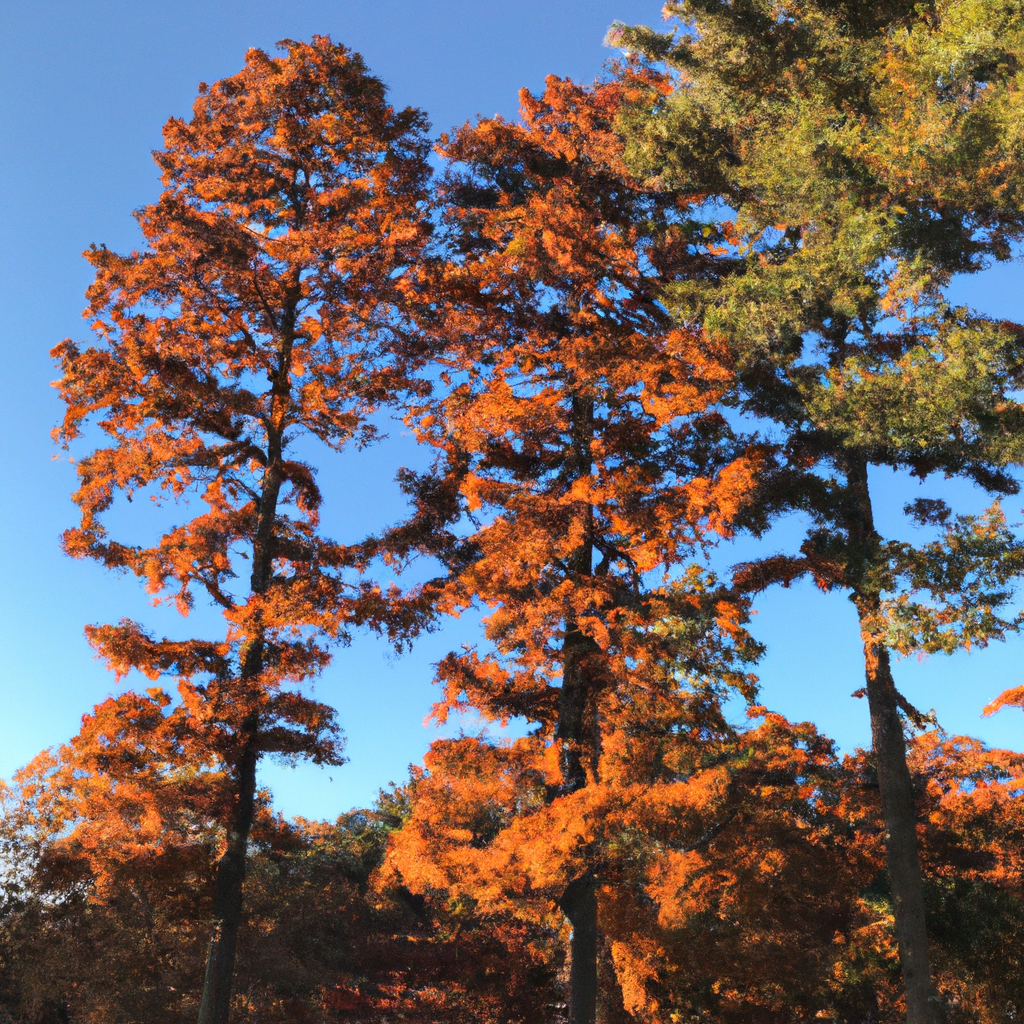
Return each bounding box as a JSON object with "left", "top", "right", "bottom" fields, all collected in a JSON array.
[
  {"left": 0, "top": 690, "right": 266, "bottom": 1022},
  {"left": 50, "top": 37, "right": 431, "bottom": 1023},
  {"left": 388, "top": 706, "right": 859, "bottom": 1023},
  {"left": 381, "top": 69, "right": 763, "bottom": 1024},
  {"left": 388, "top": 703, "right": 1024, "bottom": 1022},
  {"left": 0, "top": 718, "right": 564, "bottom": 1024},
  {"left": 7, "top": 690, "right": 1024, "bottom": 1021}
]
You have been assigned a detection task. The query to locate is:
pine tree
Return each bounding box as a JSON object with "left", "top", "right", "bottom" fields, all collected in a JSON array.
[
  {"left": 380, "top": 68, "right": 762, "bottom": 1024},
  {"left": 615, "top": 4, "right": 1024, "bottom": 1020},
  {"left": 51, "top": 37, "right": 432, "bottom": 1023}
]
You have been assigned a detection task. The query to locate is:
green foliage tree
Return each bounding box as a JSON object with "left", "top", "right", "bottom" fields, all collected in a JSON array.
[{"left": 614, "top": 2, "right": 1024, "bottom": 1021}]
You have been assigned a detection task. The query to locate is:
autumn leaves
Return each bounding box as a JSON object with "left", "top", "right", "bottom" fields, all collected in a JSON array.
[
  {"left": 50, "top": 38, "right": 435, "bottom": 1023},
  {"left": 379, "top": 71, "right": 772, "bottom": 1022},
  {"left": 11, "top": 5, "right": 1024, "bottom": 1022}
]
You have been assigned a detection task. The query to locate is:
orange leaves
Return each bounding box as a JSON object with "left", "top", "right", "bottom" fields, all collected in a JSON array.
[
  {"left": 46, "top": 45, "right": 432, "bottom": 1013},
  {"left": 388, "top": 699, "right": 913, "bottom": 1021},
  {"left": 7, "top": 678, "right": 344, "bottom": 911},
  {"left": 387, "top": 71, "right": 769, "bottom": 998},
  {"left": 682, "top": 448, "right": 765, "bottom": 540},
  {"left": 983, "top": 685, "right": 1024, "bottom": 717},
  {"left": 53, "top": 35, "right": 434, "bottom": 783},
  {"left": 435, "top": 647, "right": 566, "bottom": 730},
  {"left": 390, "top": 734, "right": 641, "bottom": 915},
  {"left": 645, "top": 848, "right": 719, "bottom": 928},
  {"left": 9, "top": 690, "right": 226, "bottom": 901},
  {"left": 397, "top": 69, "right": 762, "bottom": 786},
  {"left": 85, "top": 620, "right": 230, "bottom": 682}
]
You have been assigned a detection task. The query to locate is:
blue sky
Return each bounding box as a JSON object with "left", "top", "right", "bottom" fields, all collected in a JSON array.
[{"left": 2, "top": 0, "right": 1022, "bottom": 821}]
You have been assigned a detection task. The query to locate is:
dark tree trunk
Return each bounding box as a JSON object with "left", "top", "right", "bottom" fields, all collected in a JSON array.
[
  {"left": 843, "top": 456, "right": 942, "bottom": 1024},
  {"left": 861, "top": 630, "right": 943, "bottom": 1024},
  {"left": 560, "top": 875, "right": 598, "bottom": 1024},
  {"left": 197, "top": 379, "right": 289, "bottom": 1023},
  {"left": 556, "top": 626, "right": 602, "bottom": 1024},
  {"left": 38, "top": 999, "right": 70, "bottom": 1024},
  {"left": 196, "top": 728, "right": 259, "bottom": 1024},
  {"left": 597, "top": 934, "right": 632, "bottom": 1024},
  {"left": 557, "top": 626, "right": 598, "bottom": 794},
  {"left": 554, "top": 390, "right": 602, "bottom": 1024}
]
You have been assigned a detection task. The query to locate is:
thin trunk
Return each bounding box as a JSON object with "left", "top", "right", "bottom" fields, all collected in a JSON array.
[
  {"left": 560, "top": 875, "right": 598, "bottom": 1024},
  {"left": 197, "top": 728, "right": 259, "bottom": 1024},
  {"left": 844, "top": 457, "right": 942, "bottom": 1024},
  {"left": 557, "top": 391, "right": 597, "bottom": 789},
  {"left": 557, "top": 617, "right": 600, "bottom": 1024},
  {"left": 861, "top": 629, "right": 942, "bottom": 1024},
  {"left": 197, "top": 317, "right": 295, "bottom": 1023},
  {"left": 556, "top": 391, "right": 601, "bottom": 1024}
]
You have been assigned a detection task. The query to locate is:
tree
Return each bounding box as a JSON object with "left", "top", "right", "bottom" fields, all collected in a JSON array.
[
  {"left": 615, "top": 3, "right": 1024, "bottom": 1020},
  {"left": 388, "top": 706, "right": 1024, "bottom": 1022},
  {"left": 388, "top": 698, "right": 867, "bottom": 1023},
  {"left": 7, "top": 694, "right": 1023, "bottom": 1023},
  {"left": 380, "top": 68, "right": 763, "bottom": 1024},
  {"left": 0, "top": 691, "right": 269, "bottom": 1023},
  {"left": 50, "top": 36, "right": 432, "bottom": 1023},
  {"left": 0, "top": 719, "right": 563, "bottom": 1024}
]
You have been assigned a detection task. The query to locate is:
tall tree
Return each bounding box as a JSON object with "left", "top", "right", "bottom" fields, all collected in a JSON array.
[
  {"left": 616, "top": 4, "right": 1024, "bottom": 1021},
  {"left": 51, "top": 36, "right": 432, "bottom": 1023},
  {"left": 382, "top": 69, "right": 762, "bottom": 1024}
]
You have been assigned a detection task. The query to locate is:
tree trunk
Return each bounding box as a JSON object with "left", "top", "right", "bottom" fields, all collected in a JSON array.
[
  {"left": 560, "top": 875, "right": 598, "bottom": 1024},
  {"left": 555, "top": 390, "right": 601, "bottom": 1024},
  {"left": 597, "top": 934, "right": 632, "bottom": 1024},
  {"left": 842, "top": 455, "right": 942, "bottom": 1024},
  {"left": 556, "top": 629, "right": 602, "bottom": 1024},
  {"left": 196, "top": 332, "right": 295, "bottom": 1022},
  {"left": 860, "top": 630, "right": 943, "bottom": 1024},
  {"left": 197, "top": 728, "right": 259, "bottom": 1024}
]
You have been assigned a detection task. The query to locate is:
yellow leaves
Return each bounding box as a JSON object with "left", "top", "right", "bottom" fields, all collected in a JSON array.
[{"left": 879, "top": 257, "right": 934, "bottom": 315}]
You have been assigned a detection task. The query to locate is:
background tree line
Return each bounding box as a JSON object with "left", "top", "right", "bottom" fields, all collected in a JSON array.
[{"left": 4, "top": 1, "right": 1024, "bottom": 1021}]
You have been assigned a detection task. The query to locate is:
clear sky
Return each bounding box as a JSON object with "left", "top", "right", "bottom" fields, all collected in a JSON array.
[{"left": 2, "top": 0, "right": 1022, "bottom": 821}]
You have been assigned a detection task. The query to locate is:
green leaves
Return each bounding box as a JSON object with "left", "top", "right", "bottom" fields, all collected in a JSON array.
[{"left": 873, "top": 503, "right": 1024, "bottom": 655}]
